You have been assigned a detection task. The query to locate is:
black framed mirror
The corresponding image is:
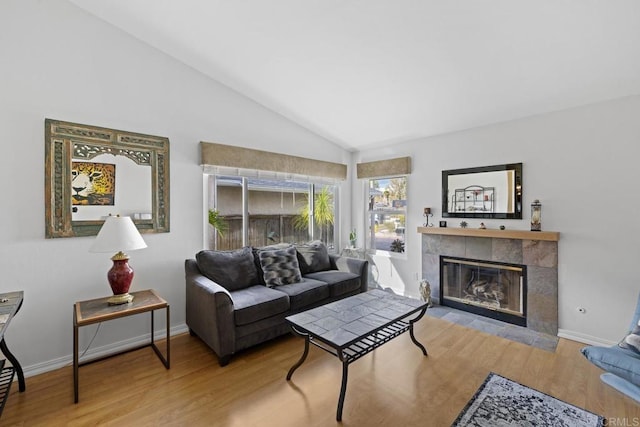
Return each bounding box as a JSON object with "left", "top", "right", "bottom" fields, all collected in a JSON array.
[
  {"left": 45, "top": 119, "right": 170, "bottom": 238},
  {"left": 442, "top": 163, "right": 522, "bottom": 219}
]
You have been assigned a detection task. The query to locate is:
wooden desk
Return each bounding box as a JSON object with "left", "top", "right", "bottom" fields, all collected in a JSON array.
[
  {"left": 0, "top": 291, "right": 25, "bottom": 417},
  {"left": 73, "top": 289, "right": 170, "bottom": 403}
]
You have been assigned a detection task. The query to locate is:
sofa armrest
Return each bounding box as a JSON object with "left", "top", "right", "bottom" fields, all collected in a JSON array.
[
  {"left": 185, "top": 259, "right": 236, "bottom": 360},
  {"left": 329, "top": 254, "right": 369, "bottom": 293}
]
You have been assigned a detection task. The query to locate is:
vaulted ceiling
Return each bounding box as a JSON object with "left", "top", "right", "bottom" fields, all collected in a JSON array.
[{"left": 68, "top": 0, "right": 640, "bottom": 151}]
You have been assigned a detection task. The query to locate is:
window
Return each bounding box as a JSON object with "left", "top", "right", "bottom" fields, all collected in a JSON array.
[
  {"left": 366, "top": 176, "right": 407, "bottom": 254},
  {"left": 206, "top": 171, "right": 337, "bottom": 251}
]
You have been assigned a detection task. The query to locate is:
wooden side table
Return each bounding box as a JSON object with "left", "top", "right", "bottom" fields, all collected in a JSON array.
[{"left": 73, "top": 289, "right": 170, "bottom": 403}]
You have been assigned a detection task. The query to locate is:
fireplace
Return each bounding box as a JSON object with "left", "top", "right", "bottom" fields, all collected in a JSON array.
[
  {"left": 440, "top": 256, "right": 527, "bottom": 327},
  {"left": 421, "top": 229, "right": 558, "bottom": 335}
]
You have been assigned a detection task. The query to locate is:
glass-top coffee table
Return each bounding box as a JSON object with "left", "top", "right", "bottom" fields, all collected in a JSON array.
[{"left": 285, "top": 289, "right": 429, "bottom": 421}]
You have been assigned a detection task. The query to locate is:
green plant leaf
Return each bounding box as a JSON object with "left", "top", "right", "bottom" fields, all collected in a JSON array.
[{"left": 208, "top": 209, "right": 228, "bottom": 236}]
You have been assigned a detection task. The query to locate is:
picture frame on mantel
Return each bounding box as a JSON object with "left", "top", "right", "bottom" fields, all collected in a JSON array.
[{"left": 44, "top": 119, "right": 170, "bottom": 238}]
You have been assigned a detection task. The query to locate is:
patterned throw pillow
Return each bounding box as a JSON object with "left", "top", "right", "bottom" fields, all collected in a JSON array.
[
  {"left": 252, "top": 243, "right": 291, "bottom": 285},
  {"left": 619, "top": 320, "right": 640, "bottom": 353},
  {"left": 258, "top": 245, "right": 302, "bottom": 287}
]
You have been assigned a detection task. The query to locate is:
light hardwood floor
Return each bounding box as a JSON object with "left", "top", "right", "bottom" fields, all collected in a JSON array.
[{"left": 3, "top": 315, "right": 639, "bottom": 426}]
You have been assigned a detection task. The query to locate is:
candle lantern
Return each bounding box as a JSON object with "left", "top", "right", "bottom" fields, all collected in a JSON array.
[
  {"left": 423, "top": 207, "right": 433, "bottom": 227},
  {"left": 531, "top": 199, "right": 542, "bottom": 231}
]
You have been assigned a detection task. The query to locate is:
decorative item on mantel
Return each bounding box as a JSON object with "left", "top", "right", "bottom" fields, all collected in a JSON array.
[
  {"left": 423, "top": 208, "right": 434, "bottom": 227},
  {"left": 460, "top": 221, "right": 468, "bottom": 228},
  {"left": 531, "top": 199, "right": 542, "bottom": 231},
  {"left": 423, "top": 207, "right": 434, "bottom": 227},
  {"left": 500, "top": 225, "right": 506, "bottom": 230},
  {"left": 89, "top": 215, "right": 147, "bottom": 305},
  {"left": 479, "top": 222, "right": 486, "bottom": 229},
  {"left": 419, "top": 280, "right": 433, "bottom": 307}
]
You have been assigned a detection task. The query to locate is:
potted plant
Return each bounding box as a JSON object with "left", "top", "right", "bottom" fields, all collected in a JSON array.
[
  {"left": 390, "top": 238, "right": 405, "bottom": 253},
  {"left": 349, "top": 229, "right": 357, "bottom": 248}
]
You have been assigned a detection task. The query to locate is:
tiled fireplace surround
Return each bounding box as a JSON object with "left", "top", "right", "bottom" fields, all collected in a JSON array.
[{"left": 421, "top": 231, "right": 558, "bottom": 336}]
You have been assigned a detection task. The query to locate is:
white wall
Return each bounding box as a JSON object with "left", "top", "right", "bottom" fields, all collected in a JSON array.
[
  {"left": 354, "top": 95, "right": 640, "bottom": 345},
  {"left": 0, "top": 0, "right": 351, "bottom": 374}
]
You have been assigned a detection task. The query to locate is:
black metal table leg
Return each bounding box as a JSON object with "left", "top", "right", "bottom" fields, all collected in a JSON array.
[
  {"left": 165, "top": 305, "right": 171, "bottom": 368},
  {"left": 336, "top": 359, "right": 349, "bottom": 421},
  {"left": 1, "top": 296, "right": 25, "bottom": 393},
  {"left": 73, "top": 307, "right": 79, "bottom": 403},
  {"left": 409, "top": 325, "right": 428, "bottom": 356},
  {"left": 0, "top": 338, "right": 24, "bottom": 392},
  {"left": 149, "top": 307, "right": 171, "bottom": 369},
  {"left": 287, "top": 332, "right": 310, "bottom": 380},
  {"left": 409, "top": 307, "right": 428, "bottom": 356}
]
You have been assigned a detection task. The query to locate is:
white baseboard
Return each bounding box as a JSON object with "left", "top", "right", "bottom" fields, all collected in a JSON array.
[
  {"left": 557, "top": 328, "right": 617, "bottom": 347},
  {"left": 22, "top": 323, "right": 189, "bottom": 379},
  {"left": 20, "top": 324, "right": 615, "bottom": 378}
]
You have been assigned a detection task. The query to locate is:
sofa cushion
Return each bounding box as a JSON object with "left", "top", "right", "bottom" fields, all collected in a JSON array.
[
  {"left": 258, "top": 245, "right": 302, "bottom": 287},
  {"left": 304, "top": 270, "right": 361, "bottom": 297},
  {"left": 581, "top": 345, "right": 640, "bottom": 387},
  {"left": 275, "top": 278, "right": 329, "bottom": 311},
  {"left": 295, "top": 240, "right": 331, "bottom": 274},
  {"left": 620, "top": 320, "right": 640, "bottom": 354},
  {"left": 196, "top": 247, "right": 259, "bottom": 291},
  {"left": 232, "top": 285, "right": 290, "bottom": 326}
]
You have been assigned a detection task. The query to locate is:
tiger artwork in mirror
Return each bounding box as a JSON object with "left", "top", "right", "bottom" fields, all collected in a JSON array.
[{"left": 71, "top": 162, "right": 116, "bottom": 206}]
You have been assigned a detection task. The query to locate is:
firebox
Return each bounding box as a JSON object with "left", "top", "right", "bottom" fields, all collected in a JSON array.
[{"left": 440, "top": 256, "right": 527, "bottom": 327}]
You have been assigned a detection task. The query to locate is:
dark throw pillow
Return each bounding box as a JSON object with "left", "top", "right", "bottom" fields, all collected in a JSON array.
[
  {"left": 258, "top": 245, "right": 302, "bottom": 287},
  {"left": 196, "top": 247, "right": 259, "bottom": 291},
  {"left": 295, "top": 240, "right": 331, "bottom": 274}
]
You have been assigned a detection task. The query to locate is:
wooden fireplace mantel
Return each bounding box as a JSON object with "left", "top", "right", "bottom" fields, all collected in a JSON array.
[{"left": 417, "top": 226, "right": 559, "bottom": 242}]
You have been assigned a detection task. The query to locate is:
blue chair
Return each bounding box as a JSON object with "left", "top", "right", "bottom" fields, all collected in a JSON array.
[{"left": 581, "top": 293, "right": 640, "bottom": 402}]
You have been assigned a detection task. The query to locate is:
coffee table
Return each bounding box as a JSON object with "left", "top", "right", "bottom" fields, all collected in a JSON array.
[{"left": 285, "top": 289, "right": 428, "bottom": 421}]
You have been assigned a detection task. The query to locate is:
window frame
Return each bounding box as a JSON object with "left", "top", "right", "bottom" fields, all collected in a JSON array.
[
  {"left": 365, "top": 175, "right": 408, "bottom": 256},
  {"left": 204, "top": 168, "right": 339, "bottom": 251}
]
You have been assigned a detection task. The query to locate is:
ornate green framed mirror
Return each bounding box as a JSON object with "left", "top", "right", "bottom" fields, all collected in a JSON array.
[{"left": 45, "top": 119, "right": 170, "bottom": 238}]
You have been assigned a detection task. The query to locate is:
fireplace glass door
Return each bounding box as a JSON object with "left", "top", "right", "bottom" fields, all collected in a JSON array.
[{"left": 440, "top": 256, "right": 526, "bottom": 326}]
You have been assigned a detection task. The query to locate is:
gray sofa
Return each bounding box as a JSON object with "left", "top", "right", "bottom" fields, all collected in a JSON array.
[{"left": 185, "top": 241, "right": 368, "bottom": 366}]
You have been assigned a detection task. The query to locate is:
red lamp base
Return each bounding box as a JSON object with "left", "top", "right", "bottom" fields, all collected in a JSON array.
[{"left": 107, "top": 252, "right": 135, "bottom": 305}]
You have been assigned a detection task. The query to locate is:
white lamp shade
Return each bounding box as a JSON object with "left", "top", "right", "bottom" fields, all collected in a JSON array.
[{"left": 89, "top": 216, "right": 147, "bottom": 253}]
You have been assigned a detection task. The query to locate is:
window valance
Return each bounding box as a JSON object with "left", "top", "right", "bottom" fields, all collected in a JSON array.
[
  {"left": 356, "top": 156, "right": 412, "bottom": 179},
  {"left": 201, "top": 142, "right": 347, "bottom": 180}
]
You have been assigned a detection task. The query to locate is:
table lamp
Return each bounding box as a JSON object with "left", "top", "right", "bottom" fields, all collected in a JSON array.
[{"left": 89, "top": 215, "right": 147, "bottom": 305}]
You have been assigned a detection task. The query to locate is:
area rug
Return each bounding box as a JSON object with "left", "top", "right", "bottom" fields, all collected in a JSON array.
[{"left": 452, "top": 372, "right": 605, "bottom": 426}]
